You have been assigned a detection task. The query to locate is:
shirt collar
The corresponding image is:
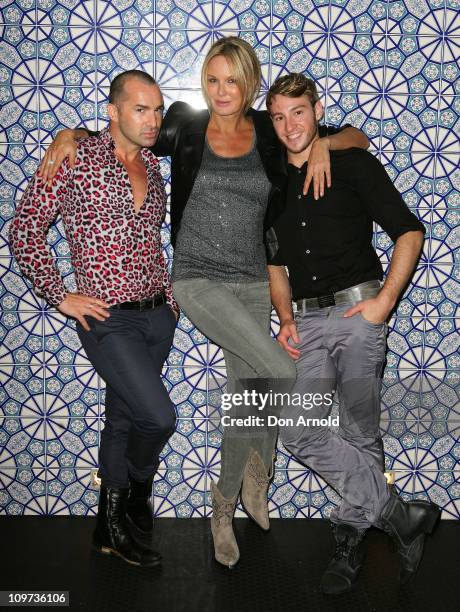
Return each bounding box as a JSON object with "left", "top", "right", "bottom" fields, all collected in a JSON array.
[
  {"left": 287, "top": 160, "right": 308, "bottom": 176},
  {"left": 98, "top": 126, "right": 115, "bottom": 150}
]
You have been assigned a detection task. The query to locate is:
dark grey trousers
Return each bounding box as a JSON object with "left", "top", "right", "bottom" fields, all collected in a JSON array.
[
  {"left": 279, "top": 303, "right": 390, "bottom": 529},
  {"left": 77, "top": 306, "right": 177, "bottom": 488}
]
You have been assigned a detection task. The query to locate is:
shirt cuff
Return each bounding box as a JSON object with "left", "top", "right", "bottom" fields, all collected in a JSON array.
[
  {"left": 42, "top": 283, "right": 67, "bottom": 308},
  {"left": 267, "top": 251, "right": 286, "bottom": 266},
  {"left": 164, "top": 289, "right": 179, "bottom": 317}
]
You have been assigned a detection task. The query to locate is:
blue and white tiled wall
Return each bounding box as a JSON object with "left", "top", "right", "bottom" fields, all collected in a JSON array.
[{"left": 0, "top": 1, "right": 459, "bottom": 518}]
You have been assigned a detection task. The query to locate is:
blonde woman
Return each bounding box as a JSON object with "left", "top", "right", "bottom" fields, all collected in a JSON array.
[{"left": 40, "top": 36, "right": 368, "bottom": 567}]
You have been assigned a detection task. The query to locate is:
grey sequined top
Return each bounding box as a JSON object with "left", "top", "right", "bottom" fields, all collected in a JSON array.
[{"left": 171, "top": 136, "right": 271, "bottom": 282}]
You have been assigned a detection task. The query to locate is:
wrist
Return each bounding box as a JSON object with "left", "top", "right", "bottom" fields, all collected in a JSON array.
[
  {"left": 376, "top": 290, "right": 396, "bottom": 310},
  {"left": 58, "top": 128, "right": 76, "bottom": 143},
  {"left": 57, "top": 292, "right": 70, "bottom": 305},
  {"left": 317, "top": 136, "right": 331, "bottom": 150},
  {"left": 280, "top": 315, "right": 295, "bottom": 326}
]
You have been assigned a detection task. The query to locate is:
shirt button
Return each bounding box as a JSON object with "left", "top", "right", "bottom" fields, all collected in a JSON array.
[
  {"left": 312, "top": 276, "right": 317, "bottom": 281},
  {"left": 301, "top": 221, "right": 306, "bottom": 227},
  {"left": 306, "top": 249, "right": 311, "bottom": 254},
  {"left": 297, "top": 194, "right": 302, "bottom": 199}
]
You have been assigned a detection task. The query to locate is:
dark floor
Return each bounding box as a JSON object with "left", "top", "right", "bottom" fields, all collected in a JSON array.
[{"left": 1, "top": 517, "right": 458, "bottom": 612}]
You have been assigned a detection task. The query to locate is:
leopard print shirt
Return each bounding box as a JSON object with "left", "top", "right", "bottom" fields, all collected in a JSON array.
[{"left": 9, "top": 128, "right": 177, "bottom": 313}]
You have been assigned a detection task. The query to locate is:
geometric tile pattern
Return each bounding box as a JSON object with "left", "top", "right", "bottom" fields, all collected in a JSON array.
[{"left": 0, "top": 1, "right": 459, "bottom": 518}]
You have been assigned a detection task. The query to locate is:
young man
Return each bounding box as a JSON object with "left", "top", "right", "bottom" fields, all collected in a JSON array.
[
  {"left": 266, "top": 74, "right": 440, "bottom": 594},
  {"left": 9, "top": 70, "right": 179, "bottom": 567}
]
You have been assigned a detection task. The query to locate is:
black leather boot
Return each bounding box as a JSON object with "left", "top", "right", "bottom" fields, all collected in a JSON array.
[
  {"left": 321, "top": 523, "right": 366, "bottom": 595},
  {"left": 93, "top": 485, "right": 161, "bottom": 567},
  {"left": 126, "top": 475, "right": 154, "bottom": 533},
  {"left": 380, "top": 494, "right": 440, "bottom": 583}
]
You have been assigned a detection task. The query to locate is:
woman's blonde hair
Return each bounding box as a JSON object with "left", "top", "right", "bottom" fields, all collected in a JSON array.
[{"left": 201, "top": 36, "right": 261, "bottom": 114}]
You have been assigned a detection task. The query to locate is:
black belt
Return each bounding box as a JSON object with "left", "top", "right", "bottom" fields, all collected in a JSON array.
[{"left": 109, "top": 292, "right": 166, "bottom": 311}]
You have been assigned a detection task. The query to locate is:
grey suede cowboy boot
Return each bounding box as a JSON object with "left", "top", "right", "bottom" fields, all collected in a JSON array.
[
  {"left": 210, "top": 481, "right": 240, "bottom": 568},
  {"left": 241, "top": 449, "right": 273, "bottom": 531}
]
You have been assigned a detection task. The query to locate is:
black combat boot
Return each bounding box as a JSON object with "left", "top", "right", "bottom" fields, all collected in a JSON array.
[
  {"left": 93, "top": 485, "right": 161, "bottom": 567},
  {"left": 126, "top": 475, "right": 154, "bottom": 533},
  {"left": 321, "top": 523, "right": 367, "bottom": 594},
  {"left": 380, "top": 494, "right": 440, "bottom": 583}
]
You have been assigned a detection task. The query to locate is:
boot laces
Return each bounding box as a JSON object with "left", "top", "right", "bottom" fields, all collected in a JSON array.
[
  {"left": 331, "top": 525, "right": 364, "bottom": 560},
  {"left": 333, "top": 540, "right": 353, "bottom": 560}
]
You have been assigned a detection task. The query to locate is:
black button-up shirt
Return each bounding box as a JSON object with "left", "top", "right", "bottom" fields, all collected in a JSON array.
[{"left": 270, "top": 148, "right": 425, "bottom": 300}]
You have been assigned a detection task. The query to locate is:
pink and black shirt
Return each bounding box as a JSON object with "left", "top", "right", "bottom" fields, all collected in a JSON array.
[{"left": 9, "top": 128, "right": 178, "bottom": 313}]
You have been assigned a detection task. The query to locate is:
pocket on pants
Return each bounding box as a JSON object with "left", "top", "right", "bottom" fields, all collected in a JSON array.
[
  {"left": 77, "top": 315, "right": 111, "bottom": 343},
  {"left": 357, "top": 312, "right": 386, "bottom": 329},
  {"left": 149, "top": 303, "right": 177, "bottom": 339}
]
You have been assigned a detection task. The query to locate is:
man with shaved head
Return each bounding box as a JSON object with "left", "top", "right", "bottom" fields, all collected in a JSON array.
[{"left": 10, "top": 70, "right": 178, "bottom": 567}]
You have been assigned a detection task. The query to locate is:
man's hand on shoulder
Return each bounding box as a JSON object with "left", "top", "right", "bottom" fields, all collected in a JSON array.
[
  {"left": 58, "top": 293, "right": 110, "bottom": 331},
  {"left": 303, "top": 137, "right": 331, "bottom": 200},
  {"left": 38, "top": 129, "right": 82, "bottom": 183},
  {"left": 277, "top": 317, "right": 300, "bottom": 359}
]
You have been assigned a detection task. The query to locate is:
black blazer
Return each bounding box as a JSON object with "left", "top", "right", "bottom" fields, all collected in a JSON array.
[{"left": 152, "top": 102, "right": 289, "bottom": 260}]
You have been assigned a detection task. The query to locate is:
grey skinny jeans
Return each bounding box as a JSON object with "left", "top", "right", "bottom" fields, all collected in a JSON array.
[{"left": 173, "top": 278, "right": 296, "bottom": 498}]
